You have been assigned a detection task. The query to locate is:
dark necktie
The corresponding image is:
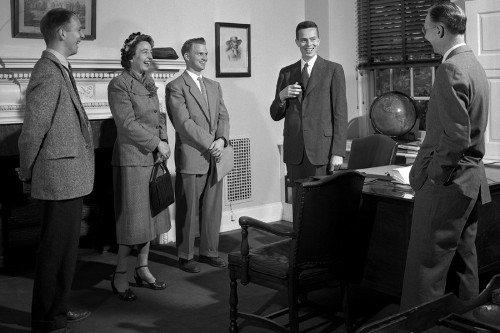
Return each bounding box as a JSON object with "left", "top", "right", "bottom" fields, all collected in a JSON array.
[
  {"left": 67, "top": 64, "right": 91, "bottom": 144},
  {"left": 198, "top": 76, "right": 209, "bottom": 107},
  {"left": 67, "top": 64, "right": 83, "bottom": 106},
  {"left": 301, "top": 62, "right": 309, "bottom": 90}
]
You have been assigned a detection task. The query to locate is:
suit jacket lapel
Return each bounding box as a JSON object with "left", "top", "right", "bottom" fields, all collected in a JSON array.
[
  {"left": 43, "top": 51, "right": 85, "bottom": 115},
  {"left": 304, "top": 56, "right": 325, "bottom": 97},
  {"left": 123, "top": 70, "right": 151, "bottom": 95},
  {"left": 290, "top": 61, "right": 302, "bottom": 103},
  {"left": 64, "top": 70, "right": 85, "bottom": 114},
  {"left": 182, "top": 71, "right": 211, "bottom": 122},
  {"left": 204, "top": 79, "right": 218, "bottom": 130},
  {"left": 42, "top": 51, "right": 91, "bottom": 140}
]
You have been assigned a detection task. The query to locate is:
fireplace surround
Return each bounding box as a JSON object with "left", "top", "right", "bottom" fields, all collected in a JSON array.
[{"left": 0, "top": 57, "right": 185, "bottom": 265}]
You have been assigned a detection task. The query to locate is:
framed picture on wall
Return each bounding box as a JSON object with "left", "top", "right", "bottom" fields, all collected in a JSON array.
[
  {"left": 215, "top": 22, "right": 251, "bottom": 77},
  {"left": 11, "top": 0, "right": 96, "bottom": 40}
]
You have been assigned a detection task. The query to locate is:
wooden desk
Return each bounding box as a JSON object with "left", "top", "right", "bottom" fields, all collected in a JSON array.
[{"left": 354, "top": 165, "right": 500, "bottom": 298}]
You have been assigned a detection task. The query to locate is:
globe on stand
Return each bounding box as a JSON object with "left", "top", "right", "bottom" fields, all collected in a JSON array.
[{"left": 370, "top": 91, "right": 417, "bottom": 138}]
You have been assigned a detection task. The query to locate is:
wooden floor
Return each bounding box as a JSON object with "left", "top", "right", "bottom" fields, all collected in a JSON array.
[{"left": 2, "top": 221, "right": 478, "bottom": 333}]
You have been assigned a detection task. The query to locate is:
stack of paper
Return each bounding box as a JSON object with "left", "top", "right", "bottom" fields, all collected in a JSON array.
[
  {"left": 398, "top": 141, "right": 421, "bottom": 157},
  {"left": 390, "top": 165, "right": 412, "bottom": 185}
]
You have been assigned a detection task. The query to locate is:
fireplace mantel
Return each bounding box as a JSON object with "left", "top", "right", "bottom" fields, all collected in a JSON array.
[{"left": 0, "top": 57, "right": 185, "bottom": 124}]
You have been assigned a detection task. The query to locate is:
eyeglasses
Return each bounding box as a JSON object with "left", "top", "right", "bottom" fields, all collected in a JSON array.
[{"left": 421, "top": 25, "right": 438, "bottom": 35}]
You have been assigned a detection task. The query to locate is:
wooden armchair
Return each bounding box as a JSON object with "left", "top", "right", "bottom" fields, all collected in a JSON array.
[
  {"left": 347, "top": 134, "right": 398, "bottom": 170},
  {"left": 228, "top": 170, "right": 366, "bottom": 332}
]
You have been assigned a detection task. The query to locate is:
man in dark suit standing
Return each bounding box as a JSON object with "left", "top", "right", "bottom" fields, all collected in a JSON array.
[
  {"left": 270, "top": 21, "right": 347, "bottom": 196},
  {"left": 166, "top": 38, "right": 230, "bottom": 274},
  {"left": 400, "top": 2, "right": 490, "bottom": 310},
  {"left": 17, "top": 8, "right": 94, "bottom": 332}
]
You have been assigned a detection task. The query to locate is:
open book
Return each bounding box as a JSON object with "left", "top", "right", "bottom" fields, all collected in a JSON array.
[{"left": 389, "top": 165, "right": 412, "bottom": 185}]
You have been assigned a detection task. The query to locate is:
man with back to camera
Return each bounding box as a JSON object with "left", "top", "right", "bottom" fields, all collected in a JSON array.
[
  {"left": 17, "top": 8, "right": 94, "bottom": 332},
  {"left": 400, "top": 1, "right": 491, "bottom": 310},
  {"left": 166, "top": 37, "right": 230, "bottom": 274},
  {"left": 270, "top": 21, "right": 348, "bottom": 202}
]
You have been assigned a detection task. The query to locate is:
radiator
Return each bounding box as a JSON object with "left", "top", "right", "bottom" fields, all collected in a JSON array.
[{"left": 224, "top": 137, "right": 252, "bottom": 205}]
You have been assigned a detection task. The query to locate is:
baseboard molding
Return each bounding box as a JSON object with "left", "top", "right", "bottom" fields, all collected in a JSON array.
[
  {"left": 282, "top": 202, "right": 293, "bottom": 222},
  {"left": 156, "top": 202, "right": 284, "bottom": 245}
]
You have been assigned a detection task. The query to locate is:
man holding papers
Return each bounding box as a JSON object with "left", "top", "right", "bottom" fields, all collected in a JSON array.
[{"left": 400, "top": 2, "right": 490, "bottom": 310}]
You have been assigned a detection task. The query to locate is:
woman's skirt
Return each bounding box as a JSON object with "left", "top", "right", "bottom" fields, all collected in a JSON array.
[{"left": 113, "top": 165, "right": 171, "bottom": 245}]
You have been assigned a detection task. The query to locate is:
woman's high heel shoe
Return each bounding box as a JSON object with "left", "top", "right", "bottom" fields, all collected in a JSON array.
[
  {"left": 134, "top": 265, "right": 166, "bottom": 290},
  {"left": 111, "top": 271, "right": 137, "bottom": 301}
]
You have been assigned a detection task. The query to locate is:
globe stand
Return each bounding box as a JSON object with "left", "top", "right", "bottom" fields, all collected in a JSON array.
[
  {"left": 393, "top": 118, "right": 420, "bottom": 142},
  {"left": 398, "top": 132, "right": 416, "bottom": 141}
]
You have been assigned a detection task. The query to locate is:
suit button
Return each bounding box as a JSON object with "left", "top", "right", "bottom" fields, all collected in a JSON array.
[
  {"left": 156, "top": 126, "right": 159, "bottom": 129},
  {"left": 154, "top": 110, "right": 157, "bottom": 113}
]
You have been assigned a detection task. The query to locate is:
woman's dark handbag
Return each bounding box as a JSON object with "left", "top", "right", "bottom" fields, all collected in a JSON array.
[{"left": 149, "top": 161, "right": 175, "bottom": 217}]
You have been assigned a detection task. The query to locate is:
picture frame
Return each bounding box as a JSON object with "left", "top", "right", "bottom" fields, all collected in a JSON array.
[
  {"left": 215, "top": 22, "right": 251, "bottom": 77},
  {"left": 11, "top": 0, "right": 96, "bottom": 40}
]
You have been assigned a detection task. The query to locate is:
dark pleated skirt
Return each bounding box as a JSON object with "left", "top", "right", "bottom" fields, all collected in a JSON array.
[{"left": 113, "top": 166, "right": 171, "bottom": 245}]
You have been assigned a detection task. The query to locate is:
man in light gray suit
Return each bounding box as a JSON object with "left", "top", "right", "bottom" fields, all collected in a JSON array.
[
  {"left": 166, "top": 37, "right": 230, "bottom": 273},
  {"left": 17, "top": 8, "right": 94, "bottom": 332},
  {"left": 400, "top": 2, "right": 490, "bottom": 310}
]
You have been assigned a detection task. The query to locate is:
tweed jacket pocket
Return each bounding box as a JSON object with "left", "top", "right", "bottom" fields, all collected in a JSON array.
[
  {"left": 323, "top": 128, "right": 333, "bottom": 137},
  {"left": 44, "top": 145, "right": 78, "bottom": 159}
]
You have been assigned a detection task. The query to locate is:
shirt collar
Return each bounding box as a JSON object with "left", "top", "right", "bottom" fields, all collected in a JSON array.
[
  {"left": 301, "top": 54, "right": 317, "bottom": 70},
  {"left": 186, "top": 69, "right": 202, "bottom": 82},
  {"left": 442, "top": 43, "right": 466, "bottom": 63},
  {"left": 46, "top": 48, "right": 69, "bottom": 70}
]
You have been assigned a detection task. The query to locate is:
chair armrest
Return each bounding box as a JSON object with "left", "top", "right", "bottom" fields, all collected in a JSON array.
[
  {"left": 238, "top": 216, "right": 295, "bottom": 285},
  {"left": 239, "top": 216, "right": 295, "bottom": 238}
]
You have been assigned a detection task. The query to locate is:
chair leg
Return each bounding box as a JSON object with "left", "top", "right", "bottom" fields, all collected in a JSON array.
[
  {"left": 342, "top": 281, "right": 354, "bottom": 333},
  {"left": 229, "top": 270, "right": 239, "bottom": 333},
  {"left": 288, "top": 283, "right": 299, "bottom": 333}
]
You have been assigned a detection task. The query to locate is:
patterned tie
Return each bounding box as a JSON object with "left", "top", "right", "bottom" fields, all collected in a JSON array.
[
  {"left": 197, "top": 76, "right": 209, "bottom": 107},
  {"left": 301, "top": 62, "right": 309, "bottom": 90},
  {"left": 67, "top": 63, "right": 91, "bottom": 145}
]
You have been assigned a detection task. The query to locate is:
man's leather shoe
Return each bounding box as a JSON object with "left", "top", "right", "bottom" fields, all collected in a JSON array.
[
  {"left": 66, "top": 310, "right": 91, "bottom": 322},
  {"left": 178, "top": 259, "right": 201, "bottom": 273},
  {"left": 199, "top": 255, "right": 227, "bottom": 268}
]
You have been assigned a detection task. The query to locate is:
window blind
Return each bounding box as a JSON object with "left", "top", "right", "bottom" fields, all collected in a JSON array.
[{"left": 356, "top": 0, "right": 442, "bottom": 69}]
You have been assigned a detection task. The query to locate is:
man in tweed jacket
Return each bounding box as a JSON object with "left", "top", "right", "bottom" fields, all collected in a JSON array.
[{"left": 17, "top": 8, "right": 94, "bottom": 332}]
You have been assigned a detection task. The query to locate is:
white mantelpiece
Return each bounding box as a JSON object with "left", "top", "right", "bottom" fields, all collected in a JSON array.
[{"left": 0, "top": 57, "right": 185, "bottom": 124}]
